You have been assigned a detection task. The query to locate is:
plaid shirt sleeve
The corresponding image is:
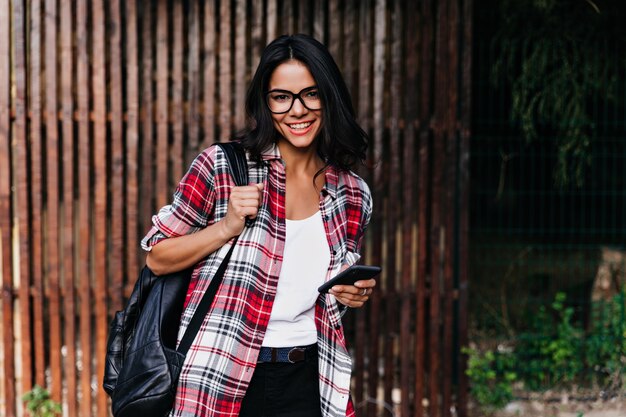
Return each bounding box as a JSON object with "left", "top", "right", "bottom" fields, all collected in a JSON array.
[{"left": 141, "top": 147, "right": 218, "bottom": 250}]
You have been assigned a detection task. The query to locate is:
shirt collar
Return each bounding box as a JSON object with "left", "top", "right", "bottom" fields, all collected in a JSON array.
[
  {"left": 323, "top": 165, "right": 339, "bottom": 200},
  {"left": 260, "top": 143, "right": 282, "bottom": 161}
]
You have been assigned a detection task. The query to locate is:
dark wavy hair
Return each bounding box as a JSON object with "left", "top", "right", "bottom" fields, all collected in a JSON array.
[{"left": 237, "top": 34, "right": 368, "bottom": 171}]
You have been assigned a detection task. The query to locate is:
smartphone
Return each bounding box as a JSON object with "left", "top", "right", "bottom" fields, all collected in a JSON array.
[{"left": 317, "top": 265, "right": 382, "bottom": 294}]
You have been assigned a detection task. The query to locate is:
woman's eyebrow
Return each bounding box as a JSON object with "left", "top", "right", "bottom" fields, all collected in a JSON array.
[{"left": 267, "top": 85, "right": 317, "bottom": 93}]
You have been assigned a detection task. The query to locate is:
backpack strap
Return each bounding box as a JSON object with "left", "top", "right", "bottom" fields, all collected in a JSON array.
[
  {"left": 177, "top": 141, "right": 248, "bottom": 355},
  {"left": 216, "top": 141, "right": 249, "bottom": 187}
]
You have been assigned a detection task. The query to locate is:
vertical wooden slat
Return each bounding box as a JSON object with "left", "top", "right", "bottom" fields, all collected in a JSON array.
[
  {"left": 266, "top": 0, "right": 278, "bottom": 43},
  {"left": 186, "top": 0, "right": 200, "bottom": 162},
  {"left": 109, "top": 0, "right": 124, "bottom": 312},
  {"left": 430, "top": 0, "right": 448, "bottom": 414},
  {"left": 457, "top": 1, "right": 473, "bottom": 415},
  {"left": 156, "top": 0, "right": 168, "bottom": 208},
  {"left": 218, "top": 0, "right": 231, "bottom": 139},
  {"left": 442, "top": 146, "right": 455, "bottom": 417},
  {"left": 140, "top": 0, "right": 155, "bottom": 235},
  {"left": 202, "top": 0, "right": 217, "bottom": 150},
  {"left": 280, "top": 0, "right": 293, "bottom": 38},
  {"left": 442, "top": 1, "right": 460, "bottom": 415},
  {"left": 234, "top": 0, "right": 247, "bottom": 130},
  {"left": 171, "top": 1, "right": 184, "bottom": 182},
  {"left": 357, "top": 0, "right": 372, "bottom": 131},
  {"left": 0, "top": 1, "right": 15, "bottom": 415},
  {"left": 417, "top": 0, "right": 435, "bottom": 414},
  {"left": 29, "top": 0, "right": 46, "bottom": 388},
  {"left": 60, "top": 0, "right": 77, "bottom": 413},
  {"left": 12, "top": 0, "right": 32, "bottom": 399},
  {"left": 342, "top": 0, "right": 355, "bottom": 93},
  {"left": 125, "top": 0, "right": 140, "bottom": 297},
  {"left": 328, "top": 0, "right": 340, "bottom": 65},
  {"left": 428, "top": 167, "right": 443, "bottom": 417},
  {"left": 92, "top": 0, "right": 108, "bottom": 414},
  {"left": 313, "top": 0, "right": 325, "bottom": 42},
  {"left": 298, "top": 0, "right": 310, "bottom": 35},
  {"left": 251, "top": 0, "right": 263, "bottom": 68},
  {"left": 369, "top": 0, "right": 386, "bottom": 415},
  {"left": 76, "top": 0, "right": 92, "bottom": 413},
  {"left": 400, "top": 101, "right": 417, "bottom": 410},
  {"left": 44, "top": 0, "right": 62, "bottom": 401},
  {"left": 385, "top": 0, "right": 403, "bottom": 411},
  {"left": 402, "top": 1, "right": 420, "bottom": 415}
]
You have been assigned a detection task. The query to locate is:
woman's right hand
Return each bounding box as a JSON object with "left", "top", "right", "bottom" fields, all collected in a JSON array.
[
  {"left": 147, "top": 182, "right": 263, "bottom": 275},
  {"left": 220, "top": 183, "right": 264, "bottom": 238}
]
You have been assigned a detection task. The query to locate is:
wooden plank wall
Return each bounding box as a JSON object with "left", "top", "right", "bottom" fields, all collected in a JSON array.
[{"left": 0, "top": 1, "right": 471, "bottom": 416}]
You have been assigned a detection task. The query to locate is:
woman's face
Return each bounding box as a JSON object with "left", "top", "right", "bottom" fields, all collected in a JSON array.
[{"left": 267, "top": 60, "right": 322, "bottom": 152}]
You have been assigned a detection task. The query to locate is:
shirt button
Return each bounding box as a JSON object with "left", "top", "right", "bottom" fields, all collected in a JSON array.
[{"left": 265, "top": 295, "right": 271, "bottom": 301}]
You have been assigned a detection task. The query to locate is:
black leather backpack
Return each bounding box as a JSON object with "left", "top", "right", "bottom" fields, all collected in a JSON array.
[{"left": 103, "top": 142, "right": 248, "bottom": 417}]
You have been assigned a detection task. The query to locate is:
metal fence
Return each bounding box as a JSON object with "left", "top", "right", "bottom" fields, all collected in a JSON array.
[
  {"left": 0, "top": 1, "right": 471, "bottom": 416},
  {"left": 470, "top": 27, "right": 626, "bottom": 393}
]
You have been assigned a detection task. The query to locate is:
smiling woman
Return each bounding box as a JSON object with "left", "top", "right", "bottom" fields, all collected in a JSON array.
[{"left": 142, "top": 34, "right": 375, "bottom": 417}]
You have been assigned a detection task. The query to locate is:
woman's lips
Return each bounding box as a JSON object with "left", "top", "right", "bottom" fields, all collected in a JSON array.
[{"left": 286, "top": 120, "right": 315, "bottom": 136}]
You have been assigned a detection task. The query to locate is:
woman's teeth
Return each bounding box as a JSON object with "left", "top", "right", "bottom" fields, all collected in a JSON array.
[{"left": 288, "top": 121, "right": 312, "bottom": 130}]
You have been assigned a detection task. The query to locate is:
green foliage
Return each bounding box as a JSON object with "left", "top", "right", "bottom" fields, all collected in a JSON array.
[
  {"left": 22, "top": 386, "right": 62, "bottom": 417},
  {"left": 584, "top": 293, "right": 626, "bottom": 388},
  {"left": 491, "top": 0, "right": 625, "bottom": 187},
  {"left": 463, "top": 346, "right": 517, "bottom": 410},
  {"left": 515, "top": 292, "right": 583, "bottom": 390},
  {"left": 466, "top": 292, "right": 626, "bottom": 411}
]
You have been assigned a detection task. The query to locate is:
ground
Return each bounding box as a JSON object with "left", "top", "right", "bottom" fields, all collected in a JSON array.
[{"left": 469, "top": 397, "right": 626, "bottom": 417}]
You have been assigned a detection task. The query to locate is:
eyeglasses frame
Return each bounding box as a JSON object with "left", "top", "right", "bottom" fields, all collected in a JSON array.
[{"left": 264, "top": 86, "right": 322, "bottom": 114}]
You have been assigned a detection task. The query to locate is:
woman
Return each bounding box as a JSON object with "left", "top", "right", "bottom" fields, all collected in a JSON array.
[{"left": 142, "top": 34, "right": 375, "bottom": 417}]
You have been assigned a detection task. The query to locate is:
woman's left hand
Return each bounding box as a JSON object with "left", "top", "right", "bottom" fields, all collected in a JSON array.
[{"left": 329, "top": 279, "right": 377, "bottom": 308}]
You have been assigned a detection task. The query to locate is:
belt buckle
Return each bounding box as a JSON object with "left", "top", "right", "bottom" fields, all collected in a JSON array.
[{"left": 287, "top": 347, "right": 305, "bottom": 363}]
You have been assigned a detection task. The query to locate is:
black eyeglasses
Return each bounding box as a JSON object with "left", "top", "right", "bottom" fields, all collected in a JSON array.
[{"left": 265, "top": 86, "right": 322, "bottom": 114}]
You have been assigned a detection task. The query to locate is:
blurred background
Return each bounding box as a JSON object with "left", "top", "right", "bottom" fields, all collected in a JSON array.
[{"left": 469, "top": 1, "right": 626, "bottom": 416}]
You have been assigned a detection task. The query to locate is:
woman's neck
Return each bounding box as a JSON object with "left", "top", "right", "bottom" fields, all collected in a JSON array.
[{"left": 277, "top": 140, "right": 325, "bottom": 175}]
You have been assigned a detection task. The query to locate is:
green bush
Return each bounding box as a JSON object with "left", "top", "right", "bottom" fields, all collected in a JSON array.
[
  {"left": 584, "top": 293, "right": 626, "bottom": 389},
  {"left": 463, "top": 346, "right": 517, "bottom": 410},
  {"left": 466, "top": 292, "right": 626, "bottom": 411},
  {"left": 515, "top": 292, "right": 583, "bottom": 390},
  {"left": 22, "top": 386, "right": 62, "bottom": 417}
]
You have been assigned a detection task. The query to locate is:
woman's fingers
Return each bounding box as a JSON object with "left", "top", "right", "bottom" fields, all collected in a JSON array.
[
  {"left": 221, "top": 183, "right": 264, "bottom": 237},
  {"left": 230, "top": 183, "right": 264, "bottom": 218},
  {"left": 330, "top": 279, "right": 377, "bottom": 308}
]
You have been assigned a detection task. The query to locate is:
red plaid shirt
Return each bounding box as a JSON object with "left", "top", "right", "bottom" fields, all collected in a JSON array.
[{"left": 142, "top": 144, "right": 372, "bottom": 417}]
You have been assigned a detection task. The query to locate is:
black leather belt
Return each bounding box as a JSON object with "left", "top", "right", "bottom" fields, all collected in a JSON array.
[{"left": 257, "top": 344, "right": 317, "bottom": 363}]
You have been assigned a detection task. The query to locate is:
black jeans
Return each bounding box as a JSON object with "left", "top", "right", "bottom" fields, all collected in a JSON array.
[{"left": 239, "top": 356, "right": 322, "bottom": 417}]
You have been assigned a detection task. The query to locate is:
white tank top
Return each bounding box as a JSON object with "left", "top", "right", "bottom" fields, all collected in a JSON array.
[{"left": 262, "top": 211, "right": 331, "bottom": 347}]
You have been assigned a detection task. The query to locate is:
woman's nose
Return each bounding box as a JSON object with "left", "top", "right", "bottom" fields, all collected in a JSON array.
[{"left": 290, "top": 97, "right": 308, "bottom": 115}]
